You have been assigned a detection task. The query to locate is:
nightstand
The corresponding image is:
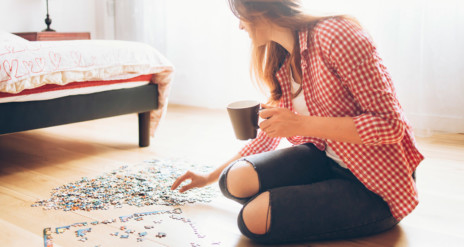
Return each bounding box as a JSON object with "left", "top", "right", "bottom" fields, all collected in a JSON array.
[{"left": 12, "top": 32, "right": 91, "bottom": 41}]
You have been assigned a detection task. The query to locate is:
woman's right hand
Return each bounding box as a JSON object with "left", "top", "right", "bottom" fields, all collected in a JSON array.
[
  {"left": 170, "top": 170, "right": 211, "bottom": 193},
  {"left": 171, "top": 153, "right": 242, "bottom": 193}
]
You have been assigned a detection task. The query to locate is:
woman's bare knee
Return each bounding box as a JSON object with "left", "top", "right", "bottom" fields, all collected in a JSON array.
[
  {"left": 227, "top": 160, "right": 259, "bottom": 198},
  {"left": 242, "top": 191, "right": 271, "bottom": 235}
]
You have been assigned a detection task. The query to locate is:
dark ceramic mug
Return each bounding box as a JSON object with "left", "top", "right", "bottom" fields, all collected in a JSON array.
[{"left": 227, "top": 100, "right": 260, "bottom": 140}]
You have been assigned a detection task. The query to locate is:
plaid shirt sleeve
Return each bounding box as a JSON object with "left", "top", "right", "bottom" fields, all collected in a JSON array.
[
  {"left": 239, "top": 130, "right": 282, "bottom": 157},
  {"left": 324, "top": 20, "right": 406, "bottom": 145}
]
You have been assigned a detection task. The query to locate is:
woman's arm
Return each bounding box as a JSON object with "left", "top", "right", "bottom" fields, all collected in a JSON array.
[
  {"left": 300, "top": 116, "right": 362, "bottom": 144},
  {"left": 208, "top": 153, "right": 242, "bottom": 183},
  {"left": 324, "top": 19, "right": 406, "bottom": 145},
  {"left": 259, "top": 106, "right": 363, "bottom": 144}
]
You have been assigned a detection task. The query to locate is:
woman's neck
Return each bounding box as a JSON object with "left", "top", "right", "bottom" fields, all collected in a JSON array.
[{"left": 269, "top": 25, "right": 296, "bottom": 55}]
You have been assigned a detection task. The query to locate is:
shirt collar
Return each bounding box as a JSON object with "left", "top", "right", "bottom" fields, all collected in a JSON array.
[
  {"left": 275, "top": 28, "right": 310, "bottom": 86},
  {"left": 298, "top": 29, "right": 310, "bottom": 56}
]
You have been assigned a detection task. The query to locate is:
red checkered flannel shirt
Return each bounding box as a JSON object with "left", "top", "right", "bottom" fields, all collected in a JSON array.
[{"left": 239, "top": 18, "right": 424, "bottom": 220}]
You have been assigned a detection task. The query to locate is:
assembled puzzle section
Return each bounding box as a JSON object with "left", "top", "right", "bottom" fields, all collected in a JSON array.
[{"left": 44, "top": 208, "right": 222, "bottom": 246}]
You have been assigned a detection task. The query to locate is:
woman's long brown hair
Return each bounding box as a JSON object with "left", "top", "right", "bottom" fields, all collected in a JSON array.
[{"left": 228, "top": 0, "right": 350, "bottom": 104}]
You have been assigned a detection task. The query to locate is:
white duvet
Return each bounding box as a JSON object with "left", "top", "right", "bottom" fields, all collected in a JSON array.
[{"left": 0, "top": 31, "right": 174, "bottom": 136}]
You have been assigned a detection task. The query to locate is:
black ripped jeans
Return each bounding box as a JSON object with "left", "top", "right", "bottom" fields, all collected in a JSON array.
[{"left": 218, "top": 143, "right": 398, "bottom": 245}]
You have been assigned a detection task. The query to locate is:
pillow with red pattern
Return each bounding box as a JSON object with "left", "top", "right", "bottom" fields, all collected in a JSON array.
[{"left": 0, "top": 31, "right": 29, "bottom": 44}]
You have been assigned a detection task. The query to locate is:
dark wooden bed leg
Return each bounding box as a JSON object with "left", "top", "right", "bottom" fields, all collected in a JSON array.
[{"left": 138, "top": 112, "right": 150, "bottom": 147}]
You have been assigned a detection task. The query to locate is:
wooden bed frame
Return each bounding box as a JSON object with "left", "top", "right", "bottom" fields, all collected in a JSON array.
[{"left": 0, "top": 84, "right": 158, "bottom": 147}]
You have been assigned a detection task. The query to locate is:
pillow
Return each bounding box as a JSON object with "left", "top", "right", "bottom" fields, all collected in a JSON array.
[{"left": 0, "top": 30, "right": 29, "bottom": 44}]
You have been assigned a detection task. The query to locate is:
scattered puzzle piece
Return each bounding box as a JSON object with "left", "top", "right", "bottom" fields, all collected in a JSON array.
[
  {"left": 43, "top": 227, "right": 53, "bottom": 247},
  {"left": 32, "top": 160, "right": 217, "bottom": 211}
]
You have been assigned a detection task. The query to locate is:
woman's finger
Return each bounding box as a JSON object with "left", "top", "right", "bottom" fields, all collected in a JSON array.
[
  {"left": 260, "top": 108, "right": 277, "bottom": 119},
  {"left": 259, "top": 118, "right": 271, "bottom": 130},
  {"left": 266, "top": 129, "right": 277, "bottom": 138},
  {"left": 171, "top": 171, "right": 192, "bottom": 190},
  {"left": 179, "top": 183, "right": 196, "bottom": 193},
  {"left": 260, "top": 103, "right": 274, "bottom": 109}
]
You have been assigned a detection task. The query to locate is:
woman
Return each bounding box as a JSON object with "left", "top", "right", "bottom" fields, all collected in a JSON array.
[{"left": 171, "top": 0, "right": 424, "bottom": 244}]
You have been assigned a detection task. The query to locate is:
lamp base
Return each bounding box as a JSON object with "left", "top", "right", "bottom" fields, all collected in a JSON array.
[{"left": 43, "top": 14, "right": 56, "bottom": 32}]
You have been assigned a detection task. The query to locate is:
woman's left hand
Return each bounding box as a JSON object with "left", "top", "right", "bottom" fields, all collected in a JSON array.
[{"left": 259, "top": 104, "right": 303, "bottom": 138}]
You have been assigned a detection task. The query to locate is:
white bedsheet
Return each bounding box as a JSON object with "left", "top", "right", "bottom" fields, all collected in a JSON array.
[{"left": 0, "top": 81, "right": 149, "bottom": 103}]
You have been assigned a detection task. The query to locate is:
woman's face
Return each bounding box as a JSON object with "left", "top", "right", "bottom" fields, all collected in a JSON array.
[{"left": 239, "top": 18, "right": 271, "bottom": 47}]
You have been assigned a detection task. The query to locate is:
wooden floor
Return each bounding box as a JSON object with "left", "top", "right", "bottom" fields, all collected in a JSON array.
[{"left": 0, "top": 104, "right": 463, "bottom": 247}]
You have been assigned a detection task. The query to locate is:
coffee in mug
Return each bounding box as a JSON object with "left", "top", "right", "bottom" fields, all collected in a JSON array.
[{"left": 227, "top": 100, "right": 260, "bottom": 140}]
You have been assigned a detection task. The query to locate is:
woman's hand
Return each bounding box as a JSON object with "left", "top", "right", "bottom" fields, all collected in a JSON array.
[
  {"left": 171, "top": 154, "right": 243, "bottom": 193},
  {"left": 259, "top": 104, "right": 303, "bottom": 138},
  {"left": 171, "top": 170, "right": 211, "bottom": 193}
]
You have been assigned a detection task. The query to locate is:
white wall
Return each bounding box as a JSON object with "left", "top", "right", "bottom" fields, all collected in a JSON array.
[
  {"left": 94, "top": 0, "right": 115, "bottom": 40},
  {"left": 112, "top": 0, "right": 166, "bottom": 52},
  {"left": 163, "top": 0, "right": 266, "bottom": 108},
  {"left": 111, "top": 0, "right": 266, "bottom": 109},
  {"left": 0, "top": 0, "right": 97, "bottom": 38}
]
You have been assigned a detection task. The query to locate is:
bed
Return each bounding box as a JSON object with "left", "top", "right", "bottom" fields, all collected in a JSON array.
[{"left": 0, "top": 31, "right": 174, "bottom": 147}]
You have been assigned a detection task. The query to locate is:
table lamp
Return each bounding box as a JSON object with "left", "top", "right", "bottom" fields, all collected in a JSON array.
[{"left": 43, "top": 0, "right": 55, "bottom": 32}]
